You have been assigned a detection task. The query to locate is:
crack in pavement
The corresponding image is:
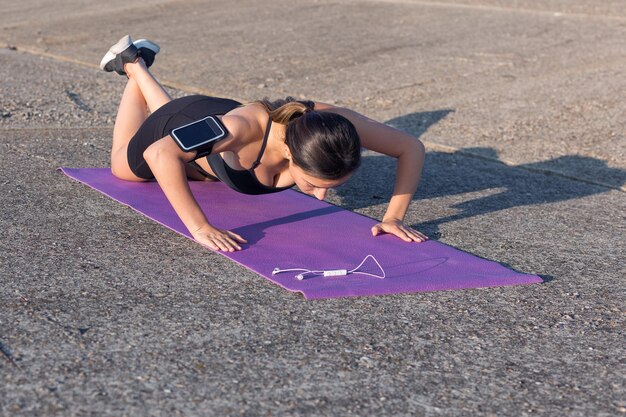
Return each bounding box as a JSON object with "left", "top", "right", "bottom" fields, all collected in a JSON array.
[{"left": 0, "top": 339, "right": 20, "bottom": 368}]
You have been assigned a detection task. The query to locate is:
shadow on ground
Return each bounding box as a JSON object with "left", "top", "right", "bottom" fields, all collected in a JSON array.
[{"left": 335, "top": 110, "right": 626, "bottom": 239}]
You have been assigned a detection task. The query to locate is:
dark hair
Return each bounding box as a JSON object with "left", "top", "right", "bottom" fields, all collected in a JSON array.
[{"left": 255, "top": 97, "right": 361, "bottom": 180}]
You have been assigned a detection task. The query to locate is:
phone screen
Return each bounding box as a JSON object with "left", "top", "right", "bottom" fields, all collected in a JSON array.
[{"left": 171, "top": 116, "right": 226, "bottom": 151}]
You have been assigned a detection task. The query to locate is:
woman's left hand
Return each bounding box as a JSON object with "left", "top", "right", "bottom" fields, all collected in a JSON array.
[{"left": 371, "top": 219, "right": 428, "bottom": 243}]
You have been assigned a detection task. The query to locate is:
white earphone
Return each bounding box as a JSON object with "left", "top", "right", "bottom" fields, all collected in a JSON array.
[{"left": 272, "top": 254, "right": 386, "bottom": 280}]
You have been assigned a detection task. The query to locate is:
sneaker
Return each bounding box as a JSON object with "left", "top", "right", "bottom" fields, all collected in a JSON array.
[
  {"left": 133, "top": 39, "right": 160, "bottom": 68},
  {"left": 99, "top": 35, "right": 139, "bottom": 75}
]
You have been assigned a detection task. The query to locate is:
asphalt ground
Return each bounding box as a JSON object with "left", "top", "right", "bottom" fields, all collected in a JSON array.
[{"left": 0, "top": 1, "right": 624, "bottom": 416}]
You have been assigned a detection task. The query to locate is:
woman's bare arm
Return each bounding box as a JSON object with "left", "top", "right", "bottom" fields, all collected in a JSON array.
[
  {"left": 142, "top": 113, "right": 257, "bottom": 251},
  {"left": 316, "top": 103, "right": 427, "bottom": 242}
]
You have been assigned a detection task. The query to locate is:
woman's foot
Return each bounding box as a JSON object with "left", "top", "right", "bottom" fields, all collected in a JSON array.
[
  {"left": 100, "top": 35, "right": 160, "bottom": 75},
  {"left": 133, "top": 39, "right": 160, "bottom": 68},
  {"left": 122, "top": 57, "right": 148, "bottom": 79}
]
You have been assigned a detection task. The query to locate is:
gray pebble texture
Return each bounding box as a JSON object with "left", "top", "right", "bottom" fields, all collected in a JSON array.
[{"left": 0, "top": 1, "right": 624, "bottom": 416}]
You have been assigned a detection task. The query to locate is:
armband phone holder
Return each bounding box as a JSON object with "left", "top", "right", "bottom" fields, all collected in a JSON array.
[{"left": 170, "top": 115, "right": 229, "bottom": 158}]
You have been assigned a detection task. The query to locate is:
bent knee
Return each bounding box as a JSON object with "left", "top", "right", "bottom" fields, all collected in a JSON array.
[
  {"left": 111, "top": 148, "right": 147, "bottom": 182},
  {"left": 111, "top": 164, "right": 146, "bottom": 182}
]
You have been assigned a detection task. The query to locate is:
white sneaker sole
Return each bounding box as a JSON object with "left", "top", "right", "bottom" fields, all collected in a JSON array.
[
  {"left": 99, "top": 35, "right": 133, "bottom": 70},
  {"left": 134, "top": 39, "right": 160, "bottom": 55}
]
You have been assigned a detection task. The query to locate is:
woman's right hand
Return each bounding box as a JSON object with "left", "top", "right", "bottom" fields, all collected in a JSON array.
[{"left": 191, "top": 224, "right": 248, "bottom": 252}]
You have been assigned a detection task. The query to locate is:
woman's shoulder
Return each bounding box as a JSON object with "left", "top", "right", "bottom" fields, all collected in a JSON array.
[
  {"left": 313, "top": 101, "right": 356, "bottom": 119},
  {"left": 314, "top": 102, "right": 374, "bottom": 128},
  {"left": 220, "top": 102, "right": 268, "bottom": 148},
  {"left": 312, "top": 101, "right": 339, "bottom": 112}
]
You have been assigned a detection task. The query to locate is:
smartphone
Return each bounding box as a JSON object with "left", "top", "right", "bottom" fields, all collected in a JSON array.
[{"left": 170, "top": 115, "right": 228, "bottom": 152}]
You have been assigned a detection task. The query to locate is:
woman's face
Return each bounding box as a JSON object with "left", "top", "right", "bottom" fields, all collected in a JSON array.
[{"left": 288, "top": 162, "right": 351, "bottom": 200}]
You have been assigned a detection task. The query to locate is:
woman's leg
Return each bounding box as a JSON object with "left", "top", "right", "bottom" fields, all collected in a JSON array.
[
  {"left": 110, "top": 59, "right": 172, "bottom": 180},
  {"left": 125, "top": 59, "right": 172, "bottom": 113}
]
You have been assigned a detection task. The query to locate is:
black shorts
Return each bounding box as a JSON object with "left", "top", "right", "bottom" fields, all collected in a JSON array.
[{"left": 127, "top": 95, "right": 242, "bottom": 179}]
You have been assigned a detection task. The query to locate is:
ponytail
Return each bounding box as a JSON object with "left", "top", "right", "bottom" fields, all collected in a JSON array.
[{"left": 254, "top": 97, "right": 315, "bottom": 124}]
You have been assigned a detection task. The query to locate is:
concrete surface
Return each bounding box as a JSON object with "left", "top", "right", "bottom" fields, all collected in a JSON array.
[{"left": 0, "top": 1, "right": 624, "bottom": 416}]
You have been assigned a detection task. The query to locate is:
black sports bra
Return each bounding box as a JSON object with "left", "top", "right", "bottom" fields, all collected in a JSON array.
[{"left": 192, "top": 116, "right": 292, "bottom": 195}]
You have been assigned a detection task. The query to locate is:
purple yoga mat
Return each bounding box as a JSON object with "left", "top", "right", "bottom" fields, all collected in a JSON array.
[{"left": 60, "top": 168, "right": 542, "bottom": 299}]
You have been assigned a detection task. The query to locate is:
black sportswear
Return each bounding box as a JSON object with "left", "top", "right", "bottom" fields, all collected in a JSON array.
[{"left": 126, "top": 95, "right": 291, "bottom": 195}]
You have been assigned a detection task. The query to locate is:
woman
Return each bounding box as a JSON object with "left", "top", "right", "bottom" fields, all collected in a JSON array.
[{"left": 101, "top": 35, "right": 427, "bottom": 252}]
